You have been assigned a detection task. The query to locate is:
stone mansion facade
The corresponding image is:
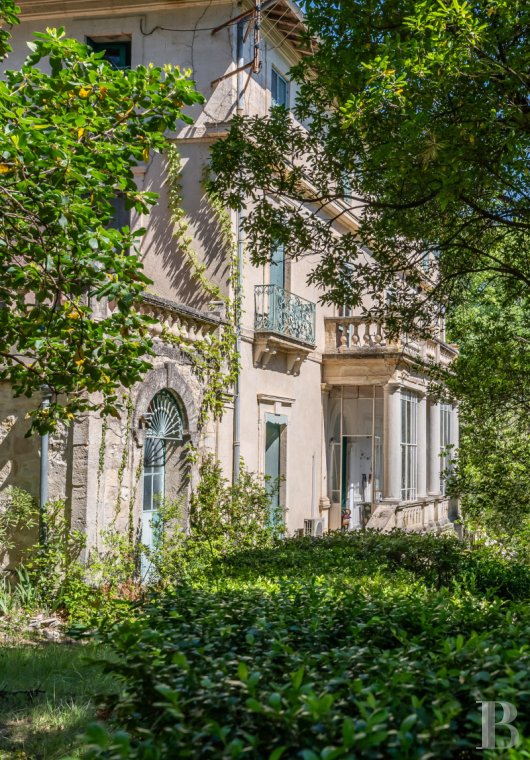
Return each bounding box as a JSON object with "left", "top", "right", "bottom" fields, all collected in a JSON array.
[{"left": 1, "top": 0, "right": 458, "bottom": 551}]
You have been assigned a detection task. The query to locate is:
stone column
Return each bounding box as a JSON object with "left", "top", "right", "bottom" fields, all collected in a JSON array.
[
  {"left": 383, "top": 384, "right": 401, "bottom": 501},
  {"left": 428, "top": 398, "right": 441, "bottom": 495},
  {"left": 417, "top": 393, "right": 428, "bottom": 499},
  {"left": 449, "top": 403, "right": 460, "bottom": 522}
]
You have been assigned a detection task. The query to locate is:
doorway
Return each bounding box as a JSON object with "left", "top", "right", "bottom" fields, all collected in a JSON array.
[{"left": 265, "top": 415, "right": 286, "bottom": 524}]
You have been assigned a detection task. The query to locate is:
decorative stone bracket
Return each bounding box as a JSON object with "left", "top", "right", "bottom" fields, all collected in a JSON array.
[{"left": 253, "top": 335, "right": 312, "bottom": 375}]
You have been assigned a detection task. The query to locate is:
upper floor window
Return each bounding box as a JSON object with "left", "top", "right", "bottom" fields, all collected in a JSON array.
[
  {"left": 271, "top": 68, "right": 289, "bottom": 108},
  {"left": 87, "top": 37, "right": 131, "bottom": 69}
]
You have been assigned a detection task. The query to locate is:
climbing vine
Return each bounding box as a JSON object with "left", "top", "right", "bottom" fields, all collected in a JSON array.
[
  {"left": 114, "top": 395, "right": 135, "bottom": 517},
  {"left": 166, "top": 143, "right": 240, "bottom": 428},
  {"left": 96, "top": 418, "right": 109, "bottom": 503}
]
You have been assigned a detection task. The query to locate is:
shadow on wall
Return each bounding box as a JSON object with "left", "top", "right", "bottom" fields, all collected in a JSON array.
[{"left": 141, "top": 145, "right": 231, "bottom": 309}]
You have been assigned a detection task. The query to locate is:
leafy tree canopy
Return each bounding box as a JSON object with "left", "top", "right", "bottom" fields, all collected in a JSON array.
[
  {"left": 210, "top": 0, "right": 530, "bottom": 334},
  {"left": 0, "top": 0, "right": 18, "bottom": 60},
  {"left": 0, "top": 25, "right": 203, "bottom": 431},
  {"left": 447, "top": 276, "right": 530, "bottom": 544}
]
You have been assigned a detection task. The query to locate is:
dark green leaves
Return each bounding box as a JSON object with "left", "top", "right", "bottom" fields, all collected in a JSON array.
[{"left": 83, "top": 532, "right": 530, "bottom": 758}]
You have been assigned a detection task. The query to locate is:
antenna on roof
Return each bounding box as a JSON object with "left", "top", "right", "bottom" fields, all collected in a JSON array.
[{"left": 211, "top": 1, "right": 262, "bottom": 87}]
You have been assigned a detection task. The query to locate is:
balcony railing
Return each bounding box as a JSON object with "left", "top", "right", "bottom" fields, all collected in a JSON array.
[
  {"left": 325, "top": 316, "right": 457, "bottom": 365},
  {"left": 255, "top": 285, "right": 316, "bottom": 346},
  {"left": 395, "top": 498, "right": 452, "bottom": 532}
]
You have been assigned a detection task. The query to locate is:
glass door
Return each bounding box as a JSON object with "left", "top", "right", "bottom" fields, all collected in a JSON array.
[
  {"left": 341, "top": 434, "right": 382, "bottom": 529},
  {"left": 142, "top": 438, "right": 165, "bottom": 556}
]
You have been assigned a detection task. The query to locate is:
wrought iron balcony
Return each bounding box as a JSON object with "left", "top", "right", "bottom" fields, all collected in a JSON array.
[{"left": 254, "top": 285, "right": 316, "bottom": 346}]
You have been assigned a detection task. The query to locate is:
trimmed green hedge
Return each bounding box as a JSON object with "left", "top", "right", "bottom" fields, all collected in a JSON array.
[{"left": 84, "top": 532, "right": 530, "bottom": 759}]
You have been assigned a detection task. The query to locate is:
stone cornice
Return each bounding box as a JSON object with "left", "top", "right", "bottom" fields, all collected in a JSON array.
[{"left": 19, "top": 0, "right": 232, "bottom": 21}]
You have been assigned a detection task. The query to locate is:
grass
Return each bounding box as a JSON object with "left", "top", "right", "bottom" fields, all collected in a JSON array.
[{"left": 0, "top": 642, "right": 117, "bottom": 760}]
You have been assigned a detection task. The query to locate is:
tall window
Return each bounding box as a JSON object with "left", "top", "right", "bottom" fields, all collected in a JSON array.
[
  {"left": 142, "top": 390, "right": 184, "bottom": 557},
  {"left": 271, "top": 68, "right": 288, "bottom": 108},
  {"left": 440, "top": 403, "right": 452, "bottom": 495},
  {"left": 401, "top": 391, "right": 418, "bottom": 501},
  {"left": 269, "top": 243, "right": 285, "bottom": 289},
  {"left": 265, "top": 418, "right": 285, "bottom": 524}
]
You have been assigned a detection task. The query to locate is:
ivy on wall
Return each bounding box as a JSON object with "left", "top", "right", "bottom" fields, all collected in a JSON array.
[
  {"left": 92, "top": 145, "right": 240, "bottom": 532},
  {"left": 166, "top": 143, "right": 240, "bottom": 429}
]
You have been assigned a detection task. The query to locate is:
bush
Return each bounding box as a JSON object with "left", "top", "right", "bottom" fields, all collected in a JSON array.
[
  {"left": 145, "top": 455, "right": 283, "bottom": 585},
  {"left": 82, "top": 532, "right": 530, "bottom": 759},
  {"left": 0, "top": 457, "right": 281, "bottom": 626}
]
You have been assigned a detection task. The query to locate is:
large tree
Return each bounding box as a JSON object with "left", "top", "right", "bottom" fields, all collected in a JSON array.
[
  {"left": 442, "top": 275, "right": 530, "bottom": 545},
  {"left": 210, "top": 0, "right": 530, "bottom": 333},
  {"left": 0, "top": 20, "right": 203, "bottom": 431},
  {"left": 209, "top": 0, "right": 530, "bottom": 537}
]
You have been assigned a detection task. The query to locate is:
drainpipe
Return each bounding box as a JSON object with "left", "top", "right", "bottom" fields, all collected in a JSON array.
[
  {"left": 232, "top": 19, "right": 245, "bottom": 483},
  {"left": 39, "top": 388, "right": 52, "bottom": 544}
]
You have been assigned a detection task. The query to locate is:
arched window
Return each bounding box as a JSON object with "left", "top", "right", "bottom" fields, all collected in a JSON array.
[{"left": 142, "top": 390, "right": 184, "bottom": 556}]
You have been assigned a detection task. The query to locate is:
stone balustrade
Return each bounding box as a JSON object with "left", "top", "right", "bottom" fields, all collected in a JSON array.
[
  {"left": 325, "top": 317, "right": 457, "bottom": 365},
  {"left": 394, "top": 498, "right": 452, "bottom": 532},
  {"left": 109, "top": 294, "right": 222, "bottom": 345}
]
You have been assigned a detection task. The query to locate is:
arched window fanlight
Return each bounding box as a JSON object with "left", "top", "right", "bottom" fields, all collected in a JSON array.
[{"left": 144, "top": 389, "right": 184, "bottom": 442}]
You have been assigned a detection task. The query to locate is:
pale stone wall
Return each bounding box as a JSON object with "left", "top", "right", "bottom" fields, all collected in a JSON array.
[{"left": 70, "top": 348, "right": 204, "bottom": 552}]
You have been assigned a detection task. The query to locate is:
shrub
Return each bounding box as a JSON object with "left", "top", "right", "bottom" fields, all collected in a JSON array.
[
  {"left": 83, "top": 533, "right": 530, "bottom": 758},
  {"left": 0, "top": 457, "right": 281, "bottom": 625},
  {"left": 0, "top": 486, "right": 38, "bottom": 566},
  {"left": 143, "top": 455, "right": 283, "bottom": 585}
]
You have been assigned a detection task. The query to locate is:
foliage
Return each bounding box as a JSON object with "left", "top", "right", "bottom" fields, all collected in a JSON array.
[
  {"left": 0, "top": 457, "right": 280, "bottom": 624},
  {"left": 0, "top": 486, "right": 38, "bottom": 563},
  {"left": 166, "top": 145, "right": 239, "bottom": 426},
  {"left": 144, "top": 454, "right": 283, "bottom": 583},
  {"left": 82, "top": 532, "right": 530, "bottom": 759},
  {"left": 0, "top": 0, "right": 18, "bottom": 60},
  {"left": 24, "top": 499, "right": 90, "bottom": 614},
  {"left": 445, "top": 277, "right": 530, "bottom": 547},
  {"left": 0, "top": 566, "right": 38, "bottom": 616},
  {"left": 0, "top": 27, "right": 204, "bottom": 432},
  {"left": 209, "top": 0, "right": 530, "bottom": 337}
]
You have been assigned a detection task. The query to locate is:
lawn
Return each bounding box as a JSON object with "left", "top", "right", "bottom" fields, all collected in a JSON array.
[{"left": 0, "top": 642, "right": 116, "bottom": 759}]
